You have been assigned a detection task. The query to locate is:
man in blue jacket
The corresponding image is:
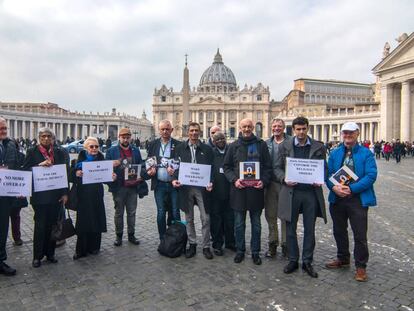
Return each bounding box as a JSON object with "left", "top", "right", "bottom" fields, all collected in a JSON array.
[
  {"left": 106, "top": 128, "right": 143, "bottom": 247},
  {"left": 325, "top": 122, "right": 377, "bottom": 282}
]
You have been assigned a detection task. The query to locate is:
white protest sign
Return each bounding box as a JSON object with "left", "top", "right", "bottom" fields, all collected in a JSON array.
[
  {"left": 178, "top": 162, "right": 211, "bottom": 187},
  {"left": 285, "top": 157, "right": 325, "bottom": 184},
  {"left": 0, "top": 169, "right": 32, "bottom": 197},
  {"left": 32, "top": 164, "right": 68, "bottom": 192},
  {"left": 82, "top": 160, "right": 113, "bottom": 184}
]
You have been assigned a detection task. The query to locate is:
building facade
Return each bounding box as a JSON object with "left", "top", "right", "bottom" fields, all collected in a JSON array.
[
  {"left": 0, "top": 102, "right": 153, "bottom": 141},
  {"left": 373, "top": 32, "right": 414, "bottom": 142},
  {"left": 153, "top": 50, "right": 272, "bottom": 139}
]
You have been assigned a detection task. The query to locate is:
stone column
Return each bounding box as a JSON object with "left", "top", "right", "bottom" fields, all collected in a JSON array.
[
  {"left": 329, "top": 124, "right": 332, "bottom": 142},
  {"left": 400, "top": 81, "right": 411, "bottom": 142},
  {"left": 380, "top": 84, "right": 394, "bottom": 141},
  {"left": 203, "top": 111, "right": 207, "bottom": 139},
  {"left": 13, "top": 120, "right": 17, "bottom": 139},
  {"left": 321, "top": 125, "right": 326, "bottom": 142},
  {"left": 361, "top": 123, "right": 365, "bottom": 141},
  {"left": 370, "top": 122, "right": 375, "bottom": 142},
  {"left": 29, "top": 121, "right": 33, "bottom": 139},
  {"left": 392, "top": 84, "right": 401, "bottom": 140},
  {"left": 22, "top": 120, "right": 26, "bottom": 138}
]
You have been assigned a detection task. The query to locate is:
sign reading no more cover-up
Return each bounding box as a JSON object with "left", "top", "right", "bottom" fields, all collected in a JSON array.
[
  {"left": 0, "top": 169, "right": 32, "bottom": 197},
  {"left": 178, "top": 162, "right": 211, "bottom": 187}
]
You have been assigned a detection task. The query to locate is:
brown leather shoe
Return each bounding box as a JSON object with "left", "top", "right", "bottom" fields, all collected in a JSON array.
[
  {"left": 355, "top": 268, "right": 367, "bottom": 282},
  {"left": 325, "top": 258, "right": 350, "bottom": 269}
]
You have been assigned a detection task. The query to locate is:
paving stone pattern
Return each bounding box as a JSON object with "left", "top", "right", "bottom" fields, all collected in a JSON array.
[{"left": 1, "top": 157, "right": 413, "bottom": 310}]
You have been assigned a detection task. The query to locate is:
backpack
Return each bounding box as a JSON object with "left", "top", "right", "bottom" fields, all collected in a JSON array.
[{"left": 157, "top": 222, "right": 188, "bottom": 258}]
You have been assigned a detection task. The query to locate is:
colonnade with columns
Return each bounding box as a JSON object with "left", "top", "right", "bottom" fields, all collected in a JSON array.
[{"left": 306, "top": 121, "right": 380, "bottom": 142}]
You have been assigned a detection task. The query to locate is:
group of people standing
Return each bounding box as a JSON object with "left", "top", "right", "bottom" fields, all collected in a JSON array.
[{"left": 0, "top": 115, "right": 377, "bottom": 283}]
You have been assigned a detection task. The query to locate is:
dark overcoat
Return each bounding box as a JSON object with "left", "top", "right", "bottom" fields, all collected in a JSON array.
[
  {"left": 70, "top": 150, "right": 107, "bottom": 233},
  {"left": 274, "top": 137, "right": 327, "bottom": 223},
  {"left": 223, "top": 135, "right": 272, "bottom": 212},
  {"left": 23, "top": 145, "right": 68, "bottom": 205}
]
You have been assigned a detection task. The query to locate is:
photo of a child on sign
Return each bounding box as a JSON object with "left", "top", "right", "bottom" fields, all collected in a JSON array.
[{"left": 243, "top": 163, "right": 256, "bottom": 180}]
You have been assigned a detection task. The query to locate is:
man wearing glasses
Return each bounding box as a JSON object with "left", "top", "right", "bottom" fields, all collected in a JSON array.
[
  {"left": 145, "top": 120, "right": 181, "bottom": 241},
  {"left": 106, "top": 128, "right": 143, "bottom": 247},
  {"left": 325, "top": 122, "right": 377, "bottom": 282},
  {"left": 0, "top": 118, "right": 19, "bottom": 276}
]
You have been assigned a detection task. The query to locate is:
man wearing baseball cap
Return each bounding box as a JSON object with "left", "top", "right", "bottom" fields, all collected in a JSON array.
[
  {"left": 106, "top": 127, "right": 144, "bottom": 246},
  {"left": 325, "top": 121, "right": 377, "bottom": 282}
]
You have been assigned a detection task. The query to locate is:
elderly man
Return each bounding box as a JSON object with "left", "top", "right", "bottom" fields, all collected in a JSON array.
[
  {"left": 106, "top": 128, "right": 143, "bottom": 246},
  {"left": 264, "top": 118, "right": 290, "bottom": 258},
  {"left": 0, "top": 118, "right": 18, "bottom": 275},
  {"left": 326, "top": 122, "right": 377, "bottom": 282},
  {"left": 207, "top": 125, "right": 221, "bottom": 147},
  {"left": 210, "top": 131, "right": 235, "bottom": 255},
  {"left": 223, "top": 118, "right": 272, "bottom": 265},
  {"left": 145, "top": 120, "right": 181, "bottom": 241},
  {"left": 274, "top": 116, "right": 327, "bottom": 278},
  {"left": 172, "top": 122, "right": 214, "bottom": 259}
]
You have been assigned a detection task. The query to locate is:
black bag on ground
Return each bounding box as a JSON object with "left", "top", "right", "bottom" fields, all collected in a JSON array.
[
  {"left": 51, "top": 208, "right": 76, "bottom": 241},
  {"left": 157, "top": 222, "right": 188, "bottom": 258}
]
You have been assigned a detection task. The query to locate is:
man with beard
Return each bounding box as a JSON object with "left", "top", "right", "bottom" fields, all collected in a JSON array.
[{"left": 106, "top": 128, "right": 143, "bottom": 246}]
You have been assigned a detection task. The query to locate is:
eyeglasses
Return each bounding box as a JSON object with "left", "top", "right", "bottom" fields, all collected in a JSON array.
[{"left": 88, "top": 145, "right": 99, "bottom": 149}]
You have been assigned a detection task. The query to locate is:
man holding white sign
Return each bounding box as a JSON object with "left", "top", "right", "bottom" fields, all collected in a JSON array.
[
  {"left": 172, "top": 122, "right": 214, "bottom": 260},
  {"left": 0, "top": 117, "right": 19, "bottom": 276},
  {"left": 274, "top": 116, "right": 327, "bottom": 278}
]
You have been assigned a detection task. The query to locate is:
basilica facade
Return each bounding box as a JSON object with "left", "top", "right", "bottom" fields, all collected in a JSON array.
[{"left": 154, "top": 32, "right": 414, "bottom": 143}]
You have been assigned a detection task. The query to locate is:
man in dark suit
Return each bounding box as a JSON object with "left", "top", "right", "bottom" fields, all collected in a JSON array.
[
  {"left": 274, "top": 117, "right": 327, "bottom": 278},
  {"left": 0, "top": 118, "right": 19, "bottom": 276},
  {"left": 145, "top": 120, "right": 181, "bottom": 240},
  {"left": 172, "top": 122, "right": 214, "bottom": 260}
]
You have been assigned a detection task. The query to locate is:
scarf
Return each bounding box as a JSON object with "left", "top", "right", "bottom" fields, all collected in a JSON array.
[
  {"left": 38, "top": 144, "right": 54, "bottom": 164},
  {"left": 75, "top": 152, "right": 97, "bottom": 170},
  {"left": 238, "top": 133, "right": 259, "bottom": 161}
]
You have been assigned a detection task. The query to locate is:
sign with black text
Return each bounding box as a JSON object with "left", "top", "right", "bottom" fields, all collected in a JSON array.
[
  {"left": 285, "top": 157, "right": 324, "bottom": 184},
  {"left": 178, "top": 162, "right": 211, "bottom": 187},
  {"left": 82, "top": 160, "right": 114, "bottom": 184},
  {"left": 32, "top": 164, "right": 68, "bottom": 192},
  {"left": 0, "top": 169, "right": 32, "bottom": 197}
]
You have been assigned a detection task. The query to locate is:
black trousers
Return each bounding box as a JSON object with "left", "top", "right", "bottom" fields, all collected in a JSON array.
[
  {"left": 329, "top": 196, "right": 369, "bottom": 268},
  {"left": 210, "top": 198, "right": 235, "bottom": 249},
  {"left": 287, "top": 189, "right": 318, "bottom": 264},
  {"left": 76, "top": 232, "right": 102, "bottom": 256},
  {"left": 0, "top": 199, "right": 11, "bottom": 262},
  {"left": 32, "top": 204, "right": 60, "bottom": 260}
]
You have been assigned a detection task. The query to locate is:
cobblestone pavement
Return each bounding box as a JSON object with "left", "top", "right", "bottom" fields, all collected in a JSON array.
[{"left": 1, "top": 156, "right": 413, "bottom": 311}]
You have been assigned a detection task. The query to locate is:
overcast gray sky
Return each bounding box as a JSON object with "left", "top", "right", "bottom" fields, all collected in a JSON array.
[{"left": 0, "top": 0, "right": 412, "bottom": 119}]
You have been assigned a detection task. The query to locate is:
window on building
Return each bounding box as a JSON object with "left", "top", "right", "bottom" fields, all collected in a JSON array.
[
  {"left": 199, "top": 112, "right": 204, "bottom": 122},
  {"left": 230, "top": 95, "right": 235, "bottom": 101},
  {"left": 256, "top": 94, "right": 262, "bottom": 101},
  {"left": 229, "top": 127, "right": 236, "bottom": 138},
  {"left": 200, "top": 97, "right": 203, "bottom": 101},
  {"left": 176, "top": 97, "right": 180, "bottom": 102},
  {"left": 218, "top": 97, "right": 222, "bottom": 101},
  {"left": 161, "top": 96, "right": 166, "bottom": 102},
  {"left": 242, "top": 97, "right": 247, "bottom": 101},
  {"left": 229, "top": 111, "right": 236, "bottom": 121},
  {"left": 160, "top": 112, "right": 167, "bottom": 120},
  {"left": 257, "top": 111, "right": 263, "bottom": 120},
  {"left": 207, "top": 111, "right": 214, "bottom": 121}
]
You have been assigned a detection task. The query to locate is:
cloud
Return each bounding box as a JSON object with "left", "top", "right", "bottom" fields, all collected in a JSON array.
[{"left": 0, "top": 0, "right": 413, "bottom": 120}]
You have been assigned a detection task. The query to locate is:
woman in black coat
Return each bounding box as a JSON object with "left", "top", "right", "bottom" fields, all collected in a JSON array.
[
  {"left": 23, "top": 128, "right": 68, "bottom": 268},
  {"left": 71, "top": 137, "right": 115, "bottom": 260}
]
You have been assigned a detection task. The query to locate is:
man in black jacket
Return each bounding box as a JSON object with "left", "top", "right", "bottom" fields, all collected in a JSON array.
[
  {"left": 145, "top": 120, "right": 181, "bottom": 240},
  {"left": 223, "top": 118, "right": 272, "bottom": 265},
  {"left": 210, "top": 131, "right": 235, "bottom": 256},
  {"left": 172, "top": 122, "right": 214, "bottom": 260},
  {"left": 0, "top": 118, "right": 19, "bottom": 276}
]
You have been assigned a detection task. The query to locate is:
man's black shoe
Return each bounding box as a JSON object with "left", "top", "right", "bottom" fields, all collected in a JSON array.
[
  {"left": 203, "top": 248, "right": 214, "bottom": 260},
  {"left": 32, "top": 259, "right": 41, "bottom": 268},
  {"left": 185, "top": 243, "right": 197, "bottom": 258},
  {"left": 128, "top": 235, "right": 140, "bottom": 245},
  {"left": 213, "top": 248, "right": 224, "bottom": 256},
  {"left": 114, "top": 235, "right": 122, "bottom": 246},
  {"left": 46, "top": 256, "right": 58, "bottom": 263},
  {"left": 302, "top": 263, "right": 318, "bottom": 278},
  {"left": 252, "top": 254, "right": 262, "bottom": 265},
  {"left": 283, "top": 261, "right": 299, "bottom": 274},
  {"left": 234, "top": 253, "right": 245, "bottom": 263},
  {"left": 0, "top": 262, "right": 16, "bottom": 276}
]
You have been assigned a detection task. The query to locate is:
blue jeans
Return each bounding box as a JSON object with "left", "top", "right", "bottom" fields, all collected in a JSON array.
[
  {"left": 154, "top": 181, "right": 181, "bottom": 240},
  {"left": 234, "top": 209, "right": 262, "bottom": 255}
]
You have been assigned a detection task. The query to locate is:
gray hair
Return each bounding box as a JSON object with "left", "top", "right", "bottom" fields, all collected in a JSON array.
[
  {"left": 38, "top": 127, "right": 55, "bottom": 138},
  {"left": 212, "top": 131, "right": 225, "bottom": 142},
  {"left": 271, "top": 118, "right": 285, "bottom": 127},
  {"left": 83, "top": 136, "right": 99, "bottom": 148}
]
